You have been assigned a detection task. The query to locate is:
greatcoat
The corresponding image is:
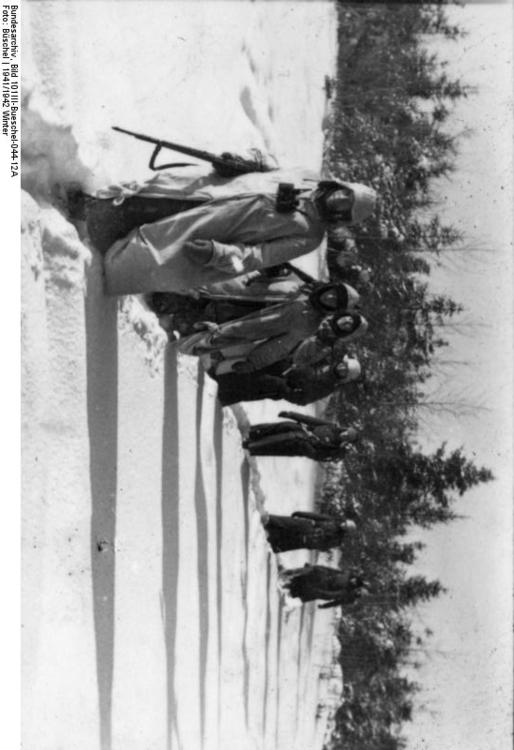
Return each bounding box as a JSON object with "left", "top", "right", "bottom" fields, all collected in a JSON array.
[{"left": 100, "top": 167, "right": 326, "bottom": 295}]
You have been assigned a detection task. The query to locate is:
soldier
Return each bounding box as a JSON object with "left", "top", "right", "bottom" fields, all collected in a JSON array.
[
  {"left": 213, "top": 352, "right": 361, "bottom": 407},
  {"left": 281, "top": 564, "right": 369, "bottom": 609},
  {"left": 177, "top": 282, "right": 360, "bottom": 376},
  {"left": 242, "top": 412, "right": 359, "bottom": 461},
  {"left": 262, "top": 510, "right": 357, "bottom": 553},
  {"left": 73, "top": 161, "right": 376, "bottom": 296}
]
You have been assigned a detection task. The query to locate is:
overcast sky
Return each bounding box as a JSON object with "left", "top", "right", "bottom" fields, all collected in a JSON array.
[{"left": 402, "top": 4, "right": 513, "bottom": 749}]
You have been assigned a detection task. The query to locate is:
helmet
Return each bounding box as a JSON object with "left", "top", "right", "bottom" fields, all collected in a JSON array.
[
  {"left": 316, "top": 178, "right": 377, "bottom": 225},
  {"left": 309, "top": 282, "right": 358, "bottom": 313},
  {"left": 345, "top": 283, "right": 360, "bottom": 310},
  {"left": 327, "top": 313, "right": 368, "bottom": 342},
  {"left": 340, "top": 520, "right": 357, "bottom": 534},
  {"left": 335, "top": 356, "right": 361, "bottom": 382},
  {"left": 340, "top": 426, "right": 359, "bottom": 443},
  {"left": 343, "top": 182, "right": 377, "bottom": 224}
]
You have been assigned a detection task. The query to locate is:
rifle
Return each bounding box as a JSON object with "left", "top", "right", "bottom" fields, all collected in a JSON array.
[
  {"left": 112, "top": 126, "right": 272, "bottom": 177},
  {"left": 197, "top": 264, "right": 320, "bottom": 304},
  {"left": 283, "top": 262, "right": 318, "bottom": 287}
]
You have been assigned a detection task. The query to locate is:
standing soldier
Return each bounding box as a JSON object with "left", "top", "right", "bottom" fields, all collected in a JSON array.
[
  {"left": 242, "top": 412, "right": 359, "bottom": 461},
  {"left": 69, "top": 136, "right": 376, "bottom": 296},
  {"left": 262, "top": 510, "right": 357, "bottom": 553},
  {"left": 177, "top": 283, "right": 360, "bottom": 376},
  {"left": 281, "top": 564, "right": 368, "bottom": 609}
]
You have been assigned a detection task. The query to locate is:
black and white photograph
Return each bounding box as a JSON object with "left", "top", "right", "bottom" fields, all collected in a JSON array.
[{"left": 12, "top": 1, "right": 513, "bottom": 749}]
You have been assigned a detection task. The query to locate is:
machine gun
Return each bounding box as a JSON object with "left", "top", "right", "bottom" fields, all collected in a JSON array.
[{"left": 112, "top": 126, "right": 272, "bottom": 177}]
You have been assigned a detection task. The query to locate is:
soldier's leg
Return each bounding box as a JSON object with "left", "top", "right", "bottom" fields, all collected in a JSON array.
[
  {"left": 85, "top": 195, "right": 201, "bottom": 253},
  {"left": 248, "top": 421, "right": 299, "bottom": 441},
  {"left": 245, "top": 431, "right": 304, "bottom": 455}
]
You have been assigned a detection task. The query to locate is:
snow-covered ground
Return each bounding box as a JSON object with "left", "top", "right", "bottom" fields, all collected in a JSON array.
[{"left": 21, "top": 3, "right": 340, "bottom": 749}]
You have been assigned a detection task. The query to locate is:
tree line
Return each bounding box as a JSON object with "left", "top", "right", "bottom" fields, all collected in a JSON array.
[{"left": 320, "top": 4, "right": 491, "bottom": 749}]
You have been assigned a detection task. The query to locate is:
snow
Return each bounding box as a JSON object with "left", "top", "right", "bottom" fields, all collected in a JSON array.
[{"left": 21, "top": 2, "right": 341, "bottom": 749}]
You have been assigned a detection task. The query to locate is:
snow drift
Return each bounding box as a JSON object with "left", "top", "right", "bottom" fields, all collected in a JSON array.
[{"left": 21, "top": 3, "right": 341, "bottom": 749}]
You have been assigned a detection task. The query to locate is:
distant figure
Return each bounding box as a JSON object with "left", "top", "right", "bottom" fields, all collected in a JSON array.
[
  {"left": 324, "top": 75, "right": 335, "bottom": 100},
  {"left": 242, "top": 411, "right": 358, "bottom": 461},
  {"left": 281, "top": 564, "right": 368, "bottom": 609},
  {"left": 262, "top": 510, "right": 357, "bottom": 553}
]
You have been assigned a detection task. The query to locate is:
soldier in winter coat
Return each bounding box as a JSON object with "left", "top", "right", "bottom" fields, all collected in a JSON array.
[
  {"left": 78, "top": 164, "right": 376, "bottom": 296},
  {"left": 285, "top": 353, "right": 362, "bottom": 406},
  {"left": 242, "top": 411, "right": 359, "bottom": 461},
  {"left": 262, "top": 511, "right": 357, "bottom": 553},
  {"left": 213, "top": 352, "right": 361, "bottom": 406},
  {"left": 147, "top": 267, "right": 357, "bottom": 339},
  {"left": 281, "top": 564, "right": 368, "bottom": 609},
  {"left": 177, "top": 282, "right": 360, "bottom": 376},
  {"left": 291, "top": 312, "right": 368, "bottom": 368}
]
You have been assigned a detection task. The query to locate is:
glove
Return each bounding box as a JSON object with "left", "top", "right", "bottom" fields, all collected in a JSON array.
[{"left": 184, "top": 239, "right": 214, "bottom": 265}]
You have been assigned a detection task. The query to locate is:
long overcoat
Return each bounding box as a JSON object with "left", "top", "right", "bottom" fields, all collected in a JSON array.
[
  {"left": 177, "top": 297, "right": 325, "bottom": 373},
  {"left": 288, "top": 564, "right": 352, "bottom": 602},
  {"left": 101, "top": 167, "right": 326, "bottom": 295},
  {"left": 266, "top": 511, "right": 346, "bottom": 552}
]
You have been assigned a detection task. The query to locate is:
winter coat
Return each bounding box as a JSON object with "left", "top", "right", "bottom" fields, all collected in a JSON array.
[
  {"left": 286, "top": 564, "right": 353, "bottom": 604},
  {"left": 285, "top": 360, "right": 345, "bottom": 405},
  {"left": 178, "top": 297, "right": 324, "bottom": 373},
  {"left": 103, "top": 194, "right": 325, "bottom": 296},
  {"left": 101, "top": 167, "right": 326, "bottom": 295},
  {"left": 212, "top": 351, "right": 338, "bottom": 407},
  {"left": 148, "top": 270, "right": 306, "bottom": 335},
  {"left": 96, "top": 166, "right": 376, "bottom": 224},
  {"left": 265, "top": 511, "right": 347, "bottom": 552},
  {"left": 97, "top": 165, "right": 322, "bottom": 205},
  {"left": 214, "top": 370, "right": 292, "bottom": 406},
  {"left": 212, "top": 342, "right": 347, "bottom": 407},
  {"left": 292, "top": 313, "right": 366, "bottom": 369},
  {"left": 245, "top": 413, "right": 350, "bottom": 460},
  {"left": 250, "top": 412, "right": 343, "bottom": 443}
]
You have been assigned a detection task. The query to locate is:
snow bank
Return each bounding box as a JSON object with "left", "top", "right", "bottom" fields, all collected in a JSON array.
[{"left": 21, "top": 2, "right": 338, "bottom": 749}]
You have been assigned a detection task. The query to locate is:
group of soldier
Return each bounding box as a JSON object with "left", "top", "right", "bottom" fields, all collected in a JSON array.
[{"left": 69, "top": 143, "right": 377, "bottom": 608}]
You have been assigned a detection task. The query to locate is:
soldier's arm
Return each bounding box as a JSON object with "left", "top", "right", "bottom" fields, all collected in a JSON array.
[
  {"left": 204, "top": 235, "right": 321, "bottom": 275},
  {"left": 278, "top": 411, "right": 334, "bottom": 428},
  {"left": 291, "top": 511, "right": 334, "bottom": 522},
  {"left": 317, "top": 599, "right": 342, "bottom": 610}
]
